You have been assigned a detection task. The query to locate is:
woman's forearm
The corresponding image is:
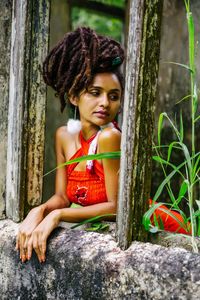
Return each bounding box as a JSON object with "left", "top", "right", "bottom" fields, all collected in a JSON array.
[
  {"left": 42, "top": 194, "right": 70, "bottom": 216},
  {"left": 57, "top": 201, "right": 117, "bottom": 223}
]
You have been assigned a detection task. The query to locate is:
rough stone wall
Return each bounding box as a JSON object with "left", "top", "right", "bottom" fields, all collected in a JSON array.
[{"left": 0, "top": 219, "right": 200, "bottom": 300}]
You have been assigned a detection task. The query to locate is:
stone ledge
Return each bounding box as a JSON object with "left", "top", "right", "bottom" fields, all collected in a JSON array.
[{"left": 0, "top": 219, "right": 200, "bottom": 300}]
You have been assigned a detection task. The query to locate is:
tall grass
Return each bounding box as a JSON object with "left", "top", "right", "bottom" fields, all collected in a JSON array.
[{"left": 143, "top": 0, "right": 200, "bottom": 252}]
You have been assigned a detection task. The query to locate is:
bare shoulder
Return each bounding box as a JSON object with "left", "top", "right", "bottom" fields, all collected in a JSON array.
[
  {"left": 55, "top": 126, "right": 77, "bottom": 143},
  {"left": 98, "top": 127, "right": 121, "bottom": 152}
]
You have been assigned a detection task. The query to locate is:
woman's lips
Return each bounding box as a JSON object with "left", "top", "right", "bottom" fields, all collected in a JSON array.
[{"left": 93, "top": 111, "right": 109, "bottom": 119}]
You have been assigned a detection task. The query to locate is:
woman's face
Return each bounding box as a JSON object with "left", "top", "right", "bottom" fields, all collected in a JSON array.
[{"left": 74, "top": 72, "right": 122, "bottom": 129}]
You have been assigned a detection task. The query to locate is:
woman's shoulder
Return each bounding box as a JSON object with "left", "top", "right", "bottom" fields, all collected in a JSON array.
[
  {"left": 98, "top": 127, "right": 121, "bottom": 151},
  {"left": 55, "top": 126, "right": 78, "bottom": 140}
]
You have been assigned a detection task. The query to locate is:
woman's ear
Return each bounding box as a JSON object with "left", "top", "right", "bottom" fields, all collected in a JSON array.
[{"left": 69, "top": 95, "right": 78, "bottom": 107}]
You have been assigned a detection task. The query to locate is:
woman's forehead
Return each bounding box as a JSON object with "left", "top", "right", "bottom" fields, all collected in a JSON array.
[{"left": 90, "top": 73, "right": 121, "bottom": 89}]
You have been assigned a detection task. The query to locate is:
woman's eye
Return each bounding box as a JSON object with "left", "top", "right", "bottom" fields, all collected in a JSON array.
[
  {"left": 89, "top": 90, "right": 100, "bottom": 96},
  {"left": 109, "top": 94, "right": 120, "bottom": 101}
]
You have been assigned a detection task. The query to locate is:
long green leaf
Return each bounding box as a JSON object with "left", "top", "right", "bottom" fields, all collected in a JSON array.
[
  {"left": 162, "top": 61, "right": 193, "bottom": 73},
  {"left": 184, "top": 0, "right": 189, "bottom": 12},
  {"left": 180, "top": 111, "right": 184, "bottom": 142},
  {"left": 167, "top": 142, "right": 179, "bottom": 163},
  {"left": 143, "top": 202, "right": 189, "bottom": 232},
  {"left": 153, "top": 169, "right": 178, "bottom": 201},
  {"left": 158, "top": 207, "right": 189, "bottom": 232},
  {"left": 70, "top": 214, "right": 115, "bottom": 229},
  {"left": 187, "top": 11, "right": 195, "bottom": 71},
  {"left": 176, "top": 180, "right": 188, "bottom": 205},
  {"left": 153, "top": 155, "right": 185, "bottom": 180},
  {"left": 175, "top": 94, "right": 191, "bottom": 105},
  {"left": 194, "top": 115, "right": 200, "bottom": 123},
  {"left": 43, "top": 151, "right": 121, "bottom": 177},
  {"left": 158, "top": 113, "right": 164, "bottom": 146},
  {"left": 142, "top": 202, "right": 165, "bottom": 230},
  {"left": 163, "top": 113, "right": 181, "bottom": 141},
  {"left": 152, "top": 151, "right": 198, "bottom": 201},
  {"left": 192, "top": 152, "right": 200, "bottom": 180},
  {"left": 193, "top": 83, "right": 198, "bottom": 114}
]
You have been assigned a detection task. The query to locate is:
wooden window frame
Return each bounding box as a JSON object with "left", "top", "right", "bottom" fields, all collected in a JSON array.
[{"left": 1, "top": 0, "right": 163, "bottom": 250}]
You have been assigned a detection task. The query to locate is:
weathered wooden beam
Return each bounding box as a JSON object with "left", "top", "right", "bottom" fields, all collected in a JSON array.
[
  {"left": 6, "top": 0, "right": 50, "bottom": 221},
  {"left": 117, "top": 0, "right": 163, "bottom": 249},
  {"left": 43, "top": 0, "right": 72, "bottom": 202},
  {"left": 0, "top": 0, "right": 12, "bottom": 219},
  {"left": 69, "top": 0, "right": 125, "bottom": 20},
  {"left": 26, "top": 1, "right": 50, "bottom": 208},
  {"left": 6, "top": 0, "right": 30, "bottom": 221}
]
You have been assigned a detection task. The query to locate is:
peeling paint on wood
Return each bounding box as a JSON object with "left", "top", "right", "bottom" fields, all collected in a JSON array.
[
  {"left": 6, "top": 0, "right": 29, "bottom": 221},
  {"left": 6, "top": 0, "right": 50, "bottom": 221},
  {"left": 27, "top": 0, "right": 50, "bottom": 206},
  {"left": 0, "top": 0, "right": 12, "bottom": 219},
  {"left": 117, "top": 0, "right": 163, "bottom": 249}
]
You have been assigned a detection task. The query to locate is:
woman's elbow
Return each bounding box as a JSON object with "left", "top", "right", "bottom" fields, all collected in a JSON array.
[{"left": 108, "top": 201, "right": 117, "bottom": 214}]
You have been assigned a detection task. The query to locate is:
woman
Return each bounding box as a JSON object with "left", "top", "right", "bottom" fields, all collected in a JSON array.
[
  {"left": 16, "top": 27, "right": 124, "bottom": 263},
  {"left": 16, "top": 27, "right": 190, "bottom": 264}
]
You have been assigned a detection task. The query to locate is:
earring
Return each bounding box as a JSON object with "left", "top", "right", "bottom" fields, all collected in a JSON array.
[
  {"left": 67, "top": 106, "right": 82, "bottom": 135},
  {"left": 118, "top": 108, "right": 122, "bottom": 114}
]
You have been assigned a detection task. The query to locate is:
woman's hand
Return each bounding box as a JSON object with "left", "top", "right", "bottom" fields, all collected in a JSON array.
[
  {"left": 16, "top": 205, "right": 46, "bottom": 262},
  {"left": 29, "top": 210, "right": 61, "bottom": 263}
]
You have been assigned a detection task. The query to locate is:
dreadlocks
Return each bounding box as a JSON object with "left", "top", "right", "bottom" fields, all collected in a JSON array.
[{"left": 43, "top": 27, "right": 124, "bottom": 112}]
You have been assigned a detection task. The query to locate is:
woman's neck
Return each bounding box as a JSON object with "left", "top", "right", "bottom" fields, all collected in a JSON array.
[{"left": 81, "top": 124, "right": 100, "bottom": 140}]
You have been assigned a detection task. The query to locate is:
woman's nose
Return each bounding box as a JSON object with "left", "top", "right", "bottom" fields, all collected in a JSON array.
[{"left": 100, "top": 94, "right": 109, "bottom": 107}]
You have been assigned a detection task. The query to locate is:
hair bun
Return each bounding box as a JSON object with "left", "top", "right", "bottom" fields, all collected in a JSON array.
[{"left": 43, "top": 27, "right": 124, "bottom": 112}]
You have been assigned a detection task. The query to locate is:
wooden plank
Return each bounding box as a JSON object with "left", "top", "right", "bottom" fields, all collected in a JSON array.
[
  {"left": 26, "top": 0, "right": 50, "bottom": 207},
  {"left": 43, "top": 0, "right": 72, "bottom": 202},
  {"left": 116, "top": 0, "right": 163, "bottom": 249},
  {"left": 6, "top": 0, "right": 50, "bottom": 221},
  {"left": 6, "top": 0, "right": 29, "bottom": 221},
  {"left": 0, "top": 0, "right": 12, "bottom": 219}
]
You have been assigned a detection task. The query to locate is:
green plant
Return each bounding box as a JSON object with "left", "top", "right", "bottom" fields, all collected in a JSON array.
[
  {"left": 43, "top": 151, "right": 120, "bottom": 177},
  {"left": 143, "top": 0, "right": 200, "bottom": 253}
]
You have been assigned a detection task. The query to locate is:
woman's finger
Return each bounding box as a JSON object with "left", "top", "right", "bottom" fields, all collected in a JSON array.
[
  {"left": 16, "top": 232, "right": 20, "bottom": 250},
  {"left": 33, "top": 232, "right": 43, "bottom": 263},
  {"left": 19, "top": 232, "right": 26, "bottom": 262},
  {"left": 27, "top": 236, "right": 33, "bottom": 261},
  {"left": 39, "top": 237, "right": 47, "bottom": 262}
]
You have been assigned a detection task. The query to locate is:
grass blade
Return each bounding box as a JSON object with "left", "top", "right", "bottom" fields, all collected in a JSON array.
[
  {"left": 43, "top": 151, "right": 121, "bottom": 177},
  {"left": 187, "top": 11, "right": 195, "bottom": 71},
  {"left": 175, "top": 94, "right": 191, "bottom": 105},
  {"left": 194, "top": 115, "right": 200, "bottom": 123},
  {"left": 180, "top": 111, "right": 184, "bottom": 142},
  {"left": 158, "top": 113, "right": 164, "bottom": 146},
  {"left": 162, "top": 61, "right": 193, "bottom": 73},
  {"left": 70, "top": 214, "right": 115, "bottom": 229}
]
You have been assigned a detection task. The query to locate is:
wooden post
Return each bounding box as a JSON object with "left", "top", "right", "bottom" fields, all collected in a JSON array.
[
  {"left": 43, "top": 0, "right": 72, "bottom": 202},
  {"left": 26, "top": 1, "right": 50, "bottom": 208},
  {"left": 117, "top": 0, "right": 163, "bottom": 249},
  {"left": 0, "top": 0, "right": 12, "bottom": 219},
  {"left": 6, "top": 0, "right": 50, "bottom": 221}
]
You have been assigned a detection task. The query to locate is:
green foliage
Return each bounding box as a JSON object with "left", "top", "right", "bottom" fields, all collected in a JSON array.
[
  {"left": 70, "top": 214, "right": 115, "bottom": 231},
  {"left": 92, "top": 0, "right": 125, "bottom": 8},
  {"left": 43, "top": 151, "right": 120, "bottom": 177},
  {"left": 143, "top": 0, "right": 200, "bottom": 253},
  {"left": 71, "top": 0, "right": 124, "bottom": 42}
]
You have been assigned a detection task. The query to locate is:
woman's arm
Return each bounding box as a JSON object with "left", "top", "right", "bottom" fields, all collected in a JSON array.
[
  {"left": 16, "top": 127, "right": 70, "bottom": 262},
  {"left": 28, "top": 127, "right": 121, "bottom": 262}
]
